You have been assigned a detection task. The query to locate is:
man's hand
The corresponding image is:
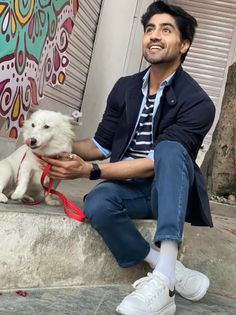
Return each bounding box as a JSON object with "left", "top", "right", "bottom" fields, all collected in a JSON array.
[
  {"left": 41, "top": 153, "right": 154, "bottom": 181},
  {"left": 41, "top": 153, "right": 92, "bottom": 179}
]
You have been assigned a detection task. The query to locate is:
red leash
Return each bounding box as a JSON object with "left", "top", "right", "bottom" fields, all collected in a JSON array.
[
  {"left": 16, "top": 150, "right": 86, "bottom": 222},
  {"left": 40, "top": 163, "right": 86, "bottom": 222}
]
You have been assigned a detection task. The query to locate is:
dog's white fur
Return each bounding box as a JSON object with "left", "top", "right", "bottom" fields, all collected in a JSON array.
[{"left": 0, "top": 110, "right": 75, "bottom": 204}]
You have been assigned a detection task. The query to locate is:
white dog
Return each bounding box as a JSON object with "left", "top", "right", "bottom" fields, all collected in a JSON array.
[{"left": 0, "top": 110, "right": 75, "bottom": 205}]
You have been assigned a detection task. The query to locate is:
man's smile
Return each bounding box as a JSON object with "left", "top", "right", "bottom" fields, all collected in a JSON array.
[{"left": 148, "top": 43, "right": 164, "bottom": 51}]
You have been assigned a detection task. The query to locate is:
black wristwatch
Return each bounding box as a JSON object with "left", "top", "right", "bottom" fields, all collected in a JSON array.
[{"left": 89, "top": 163, "right": 101, "bottom": 180}]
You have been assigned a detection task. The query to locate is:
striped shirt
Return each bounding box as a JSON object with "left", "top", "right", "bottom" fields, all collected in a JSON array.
[
  {"left": 126, "top": 94, "right": 156, "bottom": 158},
  {"left": 92, "top": 69, "right": 175, "bottom": 161}
]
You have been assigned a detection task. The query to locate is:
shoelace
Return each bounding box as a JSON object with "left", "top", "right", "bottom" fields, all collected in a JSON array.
[
  {"left": 132, "top": 272, "right": 166, "bottom": 301},
  {"left": 132, "top": 272, "right": 154, "bottom": 289}
]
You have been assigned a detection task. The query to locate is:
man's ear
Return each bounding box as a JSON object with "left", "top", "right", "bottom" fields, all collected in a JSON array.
[{"left": 180, "top": 39, "right": 190, "bottom": 55}]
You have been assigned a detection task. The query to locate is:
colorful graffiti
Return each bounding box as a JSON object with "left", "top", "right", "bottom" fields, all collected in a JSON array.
[{"left": 0, "top": 0, "right": 79, "bottom": 138}]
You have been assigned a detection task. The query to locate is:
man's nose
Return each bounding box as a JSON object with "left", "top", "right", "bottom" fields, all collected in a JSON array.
[{"left": 150, "top": 29, "right": 161, "bottom": 40}]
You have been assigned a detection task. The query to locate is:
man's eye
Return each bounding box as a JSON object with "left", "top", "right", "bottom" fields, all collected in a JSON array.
[
  {"left": 32, "top": 123, "right": 35, "bottom": 128},
  {"left": 44, "top": 125, "right": 50, "bottom": 129},
  {"left": 145, "top": 27, "right": 153, "bottom": 33},
  {"left": 163, "top": 28, "right": 171, "bottom": 33}
]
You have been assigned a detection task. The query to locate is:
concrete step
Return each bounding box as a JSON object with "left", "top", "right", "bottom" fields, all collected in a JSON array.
[
  {"left": 0, "top": 285, "right": 235, "bottom": 315},
  {"left": 0, "top": 179, "right": 152, "bottom": 291},
  {"left": 0, "top": 179, "right": 235, "bottom": 300},
  {"left": 181, "top": 202, "right": 236, "bottom": 299}
]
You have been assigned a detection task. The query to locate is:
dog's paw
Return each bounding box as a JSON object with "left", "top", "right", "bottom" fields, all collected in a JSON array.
[
  {"left": 22, "top": 195, "right": 35, "bottom": 203},
  {"left": 0, "top": 193, "right": 8, "bottom": 203},
  {"left": 11, "top": 191, "right": 24, "bottom": 200},
  {"left": 45, "top": 195, "right": 62, "bottom": 206}
]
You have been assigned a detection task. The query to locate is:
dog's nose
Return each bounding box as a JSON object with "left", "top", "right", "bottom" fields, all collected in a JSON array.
[{"left": 30, "top": 138, "right": 37, "bottom": 146}]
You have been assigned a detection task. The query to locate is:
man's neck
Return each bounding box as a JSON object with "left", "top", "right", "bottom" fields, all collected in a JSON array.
[{"left": 148, "top": 62, "right": 180, "bottom": 95}]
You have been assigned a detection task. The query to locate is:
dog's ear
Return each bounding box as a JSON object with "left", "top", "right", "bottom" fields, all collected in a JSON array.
[
  {"left": 61, "top": 114, "right": 76, "bottom": 126},
  {"left": 58, "top": 114, "right": 76, "bottom": 139},
  {"left": 22, "top": 114, "right": 32, "bottom": 128},
  {"left": 22, "top": 117, "right": 30, "bottom": 132},
  {"left": 68, "top": 117, "right": 76, "bottom": 125},
  {"left": 23, "top": 109, "right": 40, "bottom": 126}
]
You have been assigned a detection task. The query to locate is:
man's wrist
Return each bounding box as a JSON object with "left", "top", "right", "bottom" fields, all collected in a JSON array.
[{"left": 89, "top": 163, "right": 101, "bottom": 180}]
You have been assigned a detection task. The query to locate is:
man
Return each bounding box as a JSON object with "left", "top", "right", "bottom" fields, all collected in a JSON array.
[{"left": 43, "top": 1, "right": 215, "bottom": 314}]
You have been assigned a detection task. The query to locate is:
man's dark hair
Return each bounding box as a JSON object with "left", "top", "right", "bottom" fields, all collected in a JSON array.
[{"left": 141, "top": 0, "right": 198, "bottom": 63}]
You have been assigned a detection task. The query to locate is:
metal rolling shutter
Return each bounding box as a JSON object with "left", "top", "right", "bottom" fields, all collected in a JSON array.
[
  {"left": 170, "top": 0, "right": 236, "bottom": 146},
  {"left": 40, "top": 0, "right": 103, "bottom": 116}
]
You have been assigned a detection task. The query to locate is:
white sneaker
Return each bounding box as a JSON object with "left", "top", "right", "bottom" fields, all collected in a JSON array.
[
  {"left": 116, "top": 271, "right": 176, "bottom": 315},
  {"left": 175, "top": 261, "right": 210, "bottom": 301}
]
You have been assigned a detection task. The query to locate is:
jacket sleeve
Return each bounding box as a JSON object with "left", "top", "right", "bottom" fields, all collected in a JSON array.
[
  {"left": 154, "top": 93, "right": 216, "bottom": 158},
  {"left": 94, "top": 78, "right": 125, "bottom": 150}
]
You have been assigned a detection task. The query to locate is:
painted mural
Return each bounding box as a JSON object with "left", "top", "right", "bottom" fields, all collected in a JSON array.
[{"left": 0, "top": 0, "right": 79, "bottom": 138}]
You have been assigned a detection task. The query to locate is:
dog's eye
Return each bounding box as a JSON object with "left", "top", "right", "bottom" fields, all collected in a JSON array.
[
  {"left": 32, "top": 123, "right": 35, "bottom": 128},
  {"left": 44, "top": 125, "right": 50, "bottom": 129}
]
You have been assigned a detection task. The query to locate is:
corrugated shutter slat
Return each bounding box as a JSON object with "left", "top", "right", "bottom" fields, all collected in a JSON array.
[
  {"left": 170, "top": 0, "right": 236, "bottom": 148},
  {"left": 40, "top": 0, "right": 103, "bottom": 114}
]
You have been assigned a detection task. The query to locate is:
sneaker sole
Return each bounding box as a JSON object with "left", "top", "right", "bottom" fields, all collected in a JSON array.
[
  {"left": 177, "top": 275, "right": 210, "bottom": 301},
  {"left": 116, "top": 301, "right": 176, "bottom": 315}
]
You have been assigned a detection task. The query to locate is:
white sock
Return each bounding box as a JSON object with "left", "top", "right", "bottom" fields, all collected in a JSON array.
[
  {"left": 154, "top": 240, "right": 178, "bottom": 290},
  {"left": 144, "top": 248, "right": 160, "bottom": 268}
]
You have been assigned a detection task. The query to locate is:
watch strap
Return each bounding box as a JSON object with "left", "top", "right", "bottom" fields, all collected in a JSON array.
[{"left": 89, "top": 163, "right": 101, "bottom": 180}]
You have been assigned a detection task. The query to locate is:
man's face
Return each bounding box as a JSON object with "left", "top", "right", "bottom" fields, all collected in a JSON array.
[{"left": 142, "top": 13, "right": 190, "bottom": 65}]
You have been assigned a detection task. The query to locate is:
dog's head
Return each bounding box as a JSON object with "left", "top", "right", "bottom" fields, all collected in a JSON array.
[{"left": 23, "top": 110, "right": 75, "bottom": 156}]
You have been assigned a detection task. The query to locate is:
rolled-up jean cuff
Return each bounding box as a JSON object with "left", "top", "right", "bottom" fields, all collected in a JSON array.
[
  {"left": 154, "top": 235, "right": 182, "bottom": 249},
  {"left": 117, "top": 243, "right": 151, "bottom": 268}
]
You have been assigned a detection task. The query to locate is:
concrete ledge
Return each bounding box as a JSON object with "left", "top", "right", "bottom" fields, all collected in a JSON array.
[
  {"left": 0, "top": 182, "right": 235, "bottom": 299},
  {"left": 181, "top": 207, "right": 236, "bottom": 299},
  {"left": 210, "top": 200, "right": 236, "bottom": 218},
  {"left": 0, "top": 207, "right": 154, "bottom": 290}
]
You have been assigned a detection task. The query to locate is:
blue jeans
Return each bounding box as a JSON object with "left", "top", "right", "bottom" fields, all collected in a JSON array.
[{"left": 83, "top": 141, "right": 194, "bottom": 267}]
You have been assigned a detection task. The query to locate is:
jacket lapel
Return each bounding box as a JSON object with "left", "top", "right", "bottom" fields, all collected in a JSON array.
[
  {"left": 152, "top": 67, "right": 182, "bottom": 136},
  {"left": 125, "top": 73, "right": 145, "bottom": 136},
  {"left": 124, "top": 66, "right": 182, "bottom": 138}
]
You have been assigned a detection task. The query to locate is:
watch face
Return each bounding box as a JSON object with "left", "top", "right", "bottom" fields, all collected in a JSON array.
[{"left": 90, "top": 163, "right": 101, "bottom": 180}]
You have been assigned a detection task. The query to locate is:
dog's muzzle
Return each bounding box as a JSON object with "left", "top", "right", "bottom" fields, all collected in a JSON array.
[{"left": 24, "top": 137, "right": 38, "bottom": 148}]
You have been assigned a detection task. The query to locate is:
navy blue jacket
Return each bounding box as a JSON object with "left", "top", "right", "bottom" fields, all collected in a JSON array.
[{"left": 94, "top": 66, "right": 216, "bottom": 227}]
